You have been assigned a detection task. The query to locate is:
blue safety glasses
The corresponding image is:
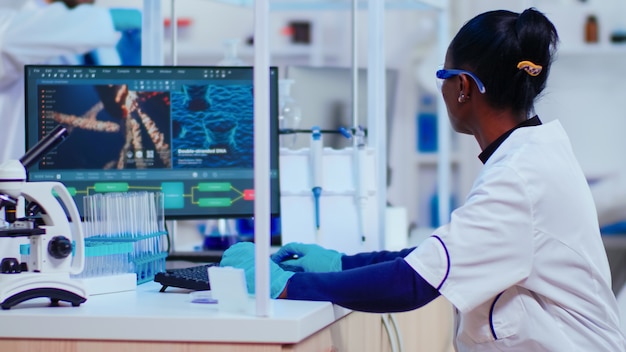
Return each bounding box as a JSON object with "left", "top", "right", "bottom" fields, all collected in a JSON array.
[{"left": 436, "top": 68, "right": 486, "bottom": 94}]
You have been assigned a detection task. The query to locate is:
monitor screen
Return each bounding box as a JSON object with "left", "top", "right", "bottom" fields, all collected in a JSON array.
[{"left": 24, "top": 65, "right": 280, "bottom": 220}]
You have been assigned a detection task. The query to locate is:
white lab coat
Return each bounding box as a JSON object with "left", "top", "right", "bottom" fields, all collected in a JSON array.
[
  {"left": 0, "top": 0, "right": 120, "bottom": 261},
  {"left": 405, "top": 120, "right": 626, "bottom": 351},
  {"left": 0, "top": 0, "right": 120, "bottom": 164}
]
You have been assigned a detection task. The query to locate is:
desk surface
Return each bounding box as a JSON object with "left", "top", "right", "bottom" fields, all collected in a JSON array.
[{"left": 0, "top": 281, "right": 349, "bottom": 344}]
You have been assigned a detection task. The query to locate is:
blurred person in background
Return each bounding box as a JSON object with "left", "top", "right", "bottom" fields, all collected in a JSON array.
[{"left": 0, "top": 0, "right": 140, "bottom": 163}]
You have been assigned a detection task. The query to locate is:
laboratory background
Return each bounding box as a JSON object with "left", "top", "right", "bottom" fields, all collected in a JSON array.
[
  {"left": 107, "top": 0, "right": 626, "bottom": 292},
  {"left": 1, "top": 0, "right": 626, "bottom": 350}
]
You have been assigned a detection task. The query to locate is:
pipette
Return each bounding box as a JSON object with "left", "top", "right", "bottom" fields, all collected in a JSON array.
[
  {"left": 354, "top": 126, "right": 367, "bottom": 242},
  {"left": 310, "top": 126, "right": 323, "bottom": 240}
]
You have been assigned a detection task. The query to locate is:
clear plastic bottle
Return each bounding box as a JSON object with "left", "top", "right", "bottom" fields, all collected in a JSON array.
[
  {"left": 278, "top": 79, "right": 302, "bottom": 148},
  {"left": 216, "top": 38, "right": 246, "bottom": 66}
]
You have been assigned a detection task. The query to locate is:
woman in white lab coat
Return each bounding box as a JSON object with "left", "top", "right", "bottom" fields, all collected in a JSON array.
[
  {"left": 221, "top": 8, "right": 626, "bottom": 351},
  {"left": 0, "top": 0, "right": 120, "bottom": 163}
]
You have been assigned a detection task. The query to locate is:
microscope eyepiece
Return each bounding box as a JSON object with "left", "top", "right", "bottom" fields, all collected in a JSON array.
[{"left": 19, "top": 125, "right": 68, "bottom": 170}]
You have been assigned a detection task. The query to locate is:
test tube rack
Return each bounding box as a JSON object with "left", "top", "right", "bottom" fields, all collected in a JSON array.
[
  {"left": 78, "top": 231, "right": 169, "bottom": 284},
  {"left": 78, "top": 191, "right": 169, "bottom": 289},
  {"left": 20, "top": 230, "right": 168, "bottom": 293}
]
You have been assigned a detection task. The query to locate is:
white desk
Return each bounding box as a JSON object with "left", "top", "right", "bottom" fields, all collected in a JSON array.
[
  {"left": 0, "top": 225, "right": 458, "bottom": 351},
  {"left": 0, "top": 281, "right": 354, "bottom": 351}
]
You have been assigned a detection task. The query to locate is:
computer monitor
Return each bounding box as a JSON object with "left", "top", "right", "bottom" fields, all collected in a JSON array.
[{"left": 24, "top": 65, "right": 280, "bottom": 220}]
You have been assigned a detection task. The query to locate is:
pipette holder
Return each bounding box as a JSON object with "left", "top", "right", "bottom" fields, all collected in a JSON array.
[{"left": 279, "top": 147, "right": 380, "bottom": 254}]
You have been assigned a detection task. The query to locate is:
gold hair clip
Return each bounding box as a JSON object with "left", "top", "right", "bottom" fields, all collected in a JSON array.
[{"left": 517, "top": 60, "right": 542, "bottom": 76}]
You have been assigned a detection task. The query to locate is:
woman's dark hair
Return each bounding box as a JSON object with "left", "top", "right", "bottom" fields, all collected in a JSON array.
[{"left": 448, "top": 8, "right": 559, "bottom": 115}]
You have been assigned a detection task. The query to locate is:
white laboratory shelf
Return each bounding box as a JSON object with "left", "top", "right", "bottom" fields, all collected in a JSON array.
[
  {"left": 213, "top": 0, "right": 446, "bottom": 11},
  {"left": 559, "top": 43, "right": 626, "bottom": 56},
  {"left": 414, "top": 152, "right": 460, "bottom": 166},
  {"left": 165, "top": 43, "right": 336, "bottom": 62}
]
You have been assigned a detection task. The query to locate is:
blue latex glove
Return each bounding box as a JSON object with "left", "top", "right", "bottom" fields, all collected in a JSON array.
[
  {"left": 271, "top": 242, "right": 343, "bottom": 273},
  {"left": 220, "top": 242, "right": 294, "bottom": 299},
  {"left": 109, "top": 8, "right": 142, "bottom": 31}
]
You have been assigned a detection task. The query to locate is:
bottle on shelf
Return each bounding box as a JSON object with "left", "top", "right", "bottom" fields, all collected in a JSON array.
[
  {"left": 585, "top": 15, "right": 599, "bottom": 44},
  {"left": 430, "top": 189, "right": 456, "bottom": 228},
  {"left": 216, "top": 38, "right": 246, "bottom": 66},
  {"left": 417, "top": 93, "right": 438, "bottom": 153},
  {"left": 278, "top": 79, "right": 302, "bottom": 149}
]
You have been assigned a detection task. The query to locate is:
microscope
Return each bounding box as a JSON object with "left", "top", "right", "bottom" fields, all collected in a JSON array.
[{"left": 0, "top": 125, "right": 86, "bottom": 309}]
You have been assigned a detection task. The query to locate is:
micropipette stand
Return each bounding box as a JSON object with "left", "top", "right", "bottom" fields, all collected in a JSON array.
[
  {"left": 279, "top": 130, "right": 379, "bottom": 254},
  {"left": 310, "top": 126, "right": 323, "bottom": 242},
  {"left": 0, "top": 126, "right": 86, "bottom": 309}
]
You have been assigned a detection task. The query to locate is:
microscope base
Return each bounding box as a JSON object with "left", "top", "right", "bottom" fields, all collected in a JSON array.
[{"left": 0, "top": 272, "right": 87, "bottom": 310}]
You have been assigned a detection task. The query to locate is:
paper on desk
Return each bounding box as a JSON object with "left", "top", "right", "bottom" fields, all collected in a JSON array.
[{"left": 208, "top": 266, "right": 249, "bottom": 314}]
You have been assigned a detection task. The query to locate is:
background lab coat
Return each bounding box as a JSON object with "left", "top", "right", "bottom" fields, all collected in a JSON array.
[
  {"left": 0, "top": 0, "right": 120, "bottom": 164},
  {"left": 0, "top": 0, "right": 120, "bottom": 261}
]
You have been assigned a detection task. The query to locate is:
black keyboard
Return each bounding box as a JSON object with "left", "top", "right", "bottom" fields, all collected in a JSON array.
[{"left": 154, "top": 263, "right": 218, "bottom": 292}]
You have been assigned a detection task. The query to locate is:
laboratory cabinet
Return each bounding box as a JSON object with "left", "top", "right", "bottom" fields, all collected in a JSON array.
[{"left": 380, "top": 297, "right": 455, "bottom": 352}]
